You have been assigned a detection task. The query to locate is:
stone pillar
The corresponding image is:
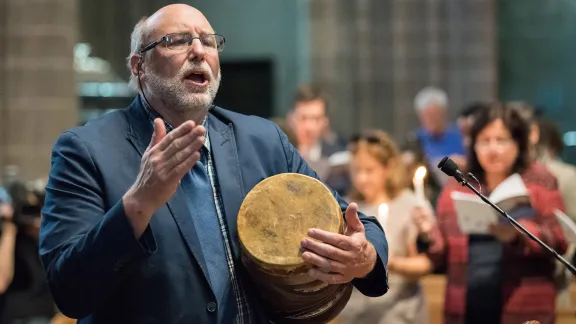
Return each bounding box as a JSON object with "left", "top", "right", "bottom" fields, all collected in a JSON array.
[
  {"left": 309, "top": 0, "right": 497, "bottom": 141},
  {"left": 0, "top": 0, "right": 78, "bottom": 182}
]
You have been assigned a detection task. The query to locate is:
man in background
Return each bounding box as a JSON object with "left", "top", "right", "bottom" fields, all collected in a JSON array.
[
  {"left": 288, "top": 84, "right": 350, "bottom": 195},
  {"left": 402, "top": 87, "right": 465, "bottom": 206}
]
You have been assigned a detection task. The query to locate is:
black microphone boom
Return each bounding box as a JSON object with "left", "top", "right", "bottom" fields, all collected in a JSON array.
[{"left": 437, "top": 156, "right": 576, "bottom": 275}]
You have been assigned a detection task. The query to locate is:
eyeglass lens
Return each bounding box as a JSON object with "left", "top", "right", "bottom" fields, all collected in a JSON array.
[{"left": 166, "top": 34, "right": 225, "bottom": 52}]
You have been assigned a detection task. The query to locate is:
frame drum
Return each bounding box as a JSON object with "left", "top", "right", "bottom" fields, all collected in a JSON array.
[{"left": 237, "top": 173, "right": 353, "bottom": 323}]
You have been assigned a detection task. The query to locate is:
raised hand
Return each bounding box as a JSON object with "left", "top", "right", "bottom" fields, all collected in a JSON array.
[{"left": 123, "top": 118, "right": 206, "bottom": 237}]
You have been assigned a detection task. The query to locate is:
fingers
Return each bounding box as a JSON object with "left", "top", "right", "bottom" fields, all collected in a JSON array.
[
  {"left": 153, "top": 120, "right": 196, "bottom": 152},
  {"left": 307, "top": 268, "right": 350, "bottom": 285},
  {"left": 306, "top": 229, "right": 357, "bottom": 252},
  {"left": 145, "top": 120, "right": 206, "bottom": 180},
  {"left": 301, "top": 251, "right": 347, "bottom": 274},
  {"left": 162, "top": 140, "right": 204, "bottom": 172},
  {"left": 149, "top": 119, "right": 167, "bottom": 148},
  {"left": 168, "top": 151, "right": 202, "bottom": 179},
  {"left": 344, "top": 202, "right": 364, "bottom": 235},
  {"left": 162, "top": 125, "right": 206, "bottom": 162},
  {"left": 301, "top": 237, "right": 352, "bottom": 263}
]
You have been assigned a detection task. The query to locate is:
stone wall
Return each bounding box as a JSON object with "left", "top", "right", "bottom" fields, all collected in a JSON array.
[
  {"left": 0, "top": 0, "right": 78, "bottom": 182},
  {"left": 309, "top": 0, "right": 497, "bottom": 141}
]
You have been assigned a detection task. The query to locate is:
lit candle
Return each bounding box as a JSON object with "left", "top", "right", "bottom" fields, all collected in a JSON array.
[
  {"left": 377, "top": 203, "right": 389, "bottom": 229},
  {"left": 413, "top": 166, "right": 427, "bottom": 206}
]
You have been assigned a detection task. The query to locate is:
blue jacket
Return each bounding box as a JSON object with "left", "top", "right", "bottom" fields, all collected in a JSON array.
[{"left": 39, "top": 97, "right": 389, "bottom": 323}]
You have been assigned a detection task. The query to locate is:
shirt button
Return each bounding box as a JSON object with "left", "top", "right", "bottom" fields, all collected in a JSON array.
[{"left": 206, "top": 302, "right": 217, "bottom": 313}]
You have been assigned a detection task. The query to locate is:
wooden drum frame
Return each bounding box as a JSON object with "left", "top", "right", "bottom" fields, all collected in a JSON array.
[{"left": 237, "top": 173, "right": 353, "bottom": 323}]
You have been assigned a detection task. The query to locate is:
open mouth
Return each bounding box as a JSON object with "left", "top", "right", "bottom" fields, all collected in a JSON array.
[{"left": 184, "top": 71, "right": 208, "bottom": 86}]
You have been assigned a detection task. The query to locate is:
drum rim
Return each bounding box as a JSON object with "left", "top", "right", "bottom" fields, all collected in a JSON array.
[{"left": 237, "top": 173, "right": 343, "bottom": 267}]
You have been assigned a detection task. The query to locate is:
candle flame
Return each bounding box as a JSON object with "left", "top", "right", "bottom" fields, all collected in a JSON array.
[
  {"left": 414, "top": 166, "right": 427, "bottom": 181},
  {"left": 378, "top": 203, "right": 389, "bottom": 217}
]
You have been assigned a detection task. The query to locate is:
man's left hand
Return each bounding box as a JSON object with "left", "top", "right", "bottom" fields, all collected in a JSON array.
[{"left": 301, "top": 202, "right": 378, "bottom": 284}]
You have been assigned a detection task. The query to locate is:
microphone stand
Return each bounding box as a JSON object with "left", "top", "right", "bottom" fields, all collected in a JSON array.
[{"left": 458, "top": 175, "right": 576, "bottom": 275}]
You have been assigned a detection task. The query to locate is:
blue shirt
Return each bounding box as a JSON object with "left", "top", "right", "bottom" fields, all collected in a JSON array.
[
  {"left": 0, "top": 188, "right": 11, "bottom": 204},
  {"left": 139, "top": 97, "right": 253, "bottom": 323},
  {"left": 416, "top": 124, "right": 465, "bottom": 161},
  {"left": 417, "top": 124, "right": 465, "bottom": 185}
]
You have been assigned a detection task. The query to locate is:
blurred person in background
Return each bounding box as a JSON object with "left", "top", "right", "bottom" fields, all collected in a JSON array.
[
  {"left": 1, "top": 181, "right": 56, "bottom": 324},
  {"left": 268, "top": 117, "right": 299, "bottom": 148},
  {"left": 457, "top": 101, "right": 491, "bottom": 150},
  {"left": 413, "top": 102, "right": 567, "bottom": 324},
  {"left": 288, "top": 84, "right": 350, "bottom": 195},
  {"left": 402, "top": 87, "right": 466, "bottom": 207},
  {"left": 508, "top": 101, "right": 541, "bottom": 160},
  {"left": 536, "top": 117, "right": 576, "bottom": 221},
  {"left": 510, "top": 103, "right": 576, "bottom": 305},
  {"left": 337, "top": 130, "right": 433, "bottom": 324},
  {"left": 534, "top": 116, "right": 576, "bottom": 308},
  {"left": 0, "top": 187, "right": 17, "bottom": 300},
  {"left": 321, "top": 115, "right": 346, "bottom": 156}
]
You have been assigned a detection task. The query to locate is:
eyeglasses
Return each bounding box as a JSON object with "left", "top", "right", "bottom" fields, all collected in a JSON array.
[
  {"left": 139, "top": 33, "right": 226, "bottom": 54},
  {"left": 474, "top": 138, "right": 514, "bottom": 152}
]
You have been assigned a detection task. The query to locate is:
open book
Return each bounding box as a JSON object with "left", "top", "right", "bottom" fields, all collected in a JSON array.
[
  {"left": 451, "top": 173, "right": 531, "bottom": 235},
  {"left": 553, "top": 209, "right": 576, "bottom": 245}
]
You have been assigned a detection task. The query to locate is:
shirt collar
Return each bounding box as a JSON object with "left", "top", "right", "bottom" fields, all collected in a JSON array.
[{"left": 140, "top": 96, "right": 211, "bottom": 152}]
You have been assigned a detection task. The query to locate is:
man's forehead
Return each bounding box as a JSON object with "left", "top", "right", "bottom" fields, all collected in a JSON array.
[{"left": 147, "top": 10, "right": 214, "bottom": 37}]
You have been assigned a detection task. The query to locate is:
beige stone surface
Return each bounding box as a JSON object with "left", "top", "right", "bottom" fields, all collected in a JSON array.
[{"left": 0, "top": 0, "right": 78, "bottom": 182}]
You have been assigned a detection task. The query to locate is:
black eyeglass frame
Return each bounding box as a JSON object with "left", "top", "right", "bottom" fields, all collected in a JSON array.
[{"left": 139, "top": 32, "right": 226, "bottom": 54}]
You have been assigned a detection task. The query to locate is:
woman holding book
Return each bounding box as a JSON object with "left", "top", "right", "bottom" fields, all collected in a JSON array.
[
  {"left": 413, "top": 102, "right": 567, "bottom": 324},
  {"left": 336, "top": 130, "right": 434, "bottom": 324}
]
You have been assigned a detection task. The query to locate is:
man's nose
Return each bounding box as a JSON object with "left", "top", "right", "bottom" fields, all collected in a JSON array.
[{"left": 188, "top": 38, "right": 206, "bottom": 61}]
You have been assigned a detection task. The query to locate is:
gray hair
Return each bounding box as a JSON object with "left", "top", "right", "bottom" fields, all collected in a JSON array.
[
  {"left": 414, "top": 87, "right": 448, "bottom": 112},
  {"left": 127, "top": 17, "right": 149, "bottom": 91}
]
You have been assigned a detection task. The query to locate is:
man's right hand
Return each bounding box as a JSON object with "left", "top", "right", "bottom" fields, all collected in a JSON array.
[{"left": 123, "top": 118, "right": 206, "bottom": 238}]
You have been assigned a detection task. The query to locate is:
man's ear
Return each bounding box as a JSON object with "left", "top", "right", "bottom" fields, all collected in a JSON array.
[{"left": 129, "top": 55, "right": 143, "bottom": 79}]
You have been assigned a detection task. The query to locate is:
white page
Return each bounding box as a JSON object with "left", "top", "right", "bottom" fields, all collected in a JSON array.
[
  {"left": 451, "top": 191, "right": 498, "bottom": 234},
  {"left": 451, "top": 174, "right": 529, "bottom": 235},
  {"left": 554, "top": 209, "right": 576, "bottom": 245},
  {"left": 488, "top": 173, "right": 529, "bottom": 204}
]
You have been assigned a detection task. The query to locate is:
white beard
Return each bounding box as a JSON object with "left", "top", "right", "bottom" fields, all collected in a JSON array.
[{"left": 145, "top": 62, "right": 221, "bottom": 121}]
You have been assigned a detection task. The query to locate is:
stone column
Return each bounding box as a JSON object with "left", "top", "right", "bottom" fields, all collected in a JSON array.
[
  {"left": 0, "top": 0, "right": 78, "bottom": 182},
  {"left": 309, "top": 0, "right": 497, "bottom": 141}
]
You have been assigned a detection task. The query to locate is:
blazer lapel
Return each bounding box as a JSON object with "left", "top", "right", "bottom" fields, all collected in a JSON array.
[
  {"left": 208, "top": 114, "right": 246, "bottom": 260},
  {"left": 125, "top": 98, "right": 211, "bottom": 286}
]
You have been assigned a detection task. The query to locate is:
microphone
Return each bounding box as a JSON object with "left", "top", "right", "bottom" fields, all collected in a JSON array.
[
  {"left": 437, "top": 156, "right": 576, "bottom": 275},
  {"left": 437, "top": 157, "right": 466, "bottom": 183}
]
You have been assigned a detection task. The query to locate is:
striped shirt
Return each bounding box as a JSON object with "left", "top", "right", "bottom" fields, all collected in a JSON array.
[{"left": 140, "top": 98, "right": 253, "bottom": 323}]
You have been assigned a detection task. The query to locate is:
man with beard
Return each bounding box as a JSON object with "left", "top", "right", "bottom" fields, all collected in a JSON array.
[{"left": 39, "top": 4, "right": 389, "bottom": 324}]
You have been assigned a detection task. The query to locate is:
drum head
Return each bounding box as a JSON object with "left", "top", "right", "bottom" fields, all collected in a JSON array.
[{"left": 237, "top": 173, "right": 343, "bottom": 268}]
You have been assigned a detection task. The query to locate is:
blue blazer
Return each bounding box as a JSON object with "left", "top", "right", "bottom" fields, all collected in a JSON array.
[{"left": 39, "top": 97, "right": 389, "bottom": 323}]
